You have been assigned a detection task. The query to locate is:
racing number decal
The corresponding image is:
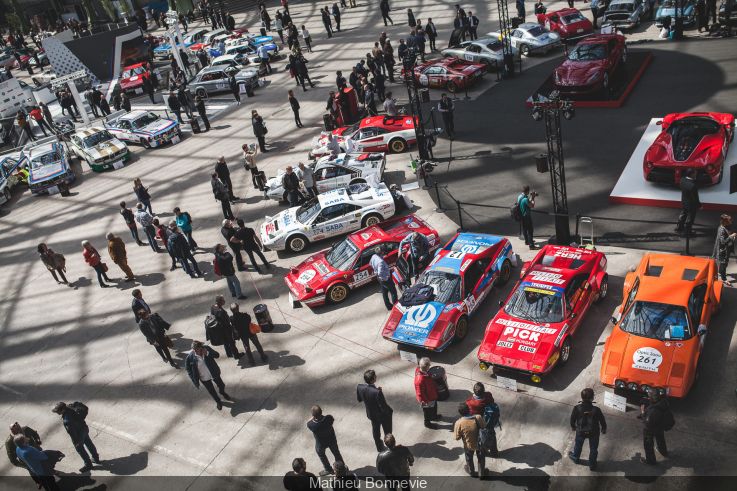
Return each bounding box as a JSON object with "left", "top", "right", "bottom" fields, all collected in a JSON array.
[
  {"left": 447, "top": 251, "right": 465, "bottom": 259},
  {"left": 352, "top": 269, "right": 372, "bottom": 286},
  {"left": 465, "top": 294, "right": 477, "bottom": 312},
  {"left": 632, "top": 347, "right": 663, "bottom": 372},
  {"left": 464, "top": 53, "right": 475, "bottom": 62}
]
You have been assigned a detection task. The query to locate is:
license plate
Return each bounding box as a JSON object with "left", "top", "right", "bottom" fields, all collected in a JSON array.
[
  {"left": 171, "top": 135, "right": 180, "bottom": 144},
  {"left": 577, "top": 28, "right": 584, "bottom": 33},
  {"left": 134, "top": 88, "right": 143, "bottom": 95},
  {"left": 112, "top": 160, "right": 124, "bottom": 170},
  {"left": 47, "top": 185, "right": 59, "bottom": 194}
]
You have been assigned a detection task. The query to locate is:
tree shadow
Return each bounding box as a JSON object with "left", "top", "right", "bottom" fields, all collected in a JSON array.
[
  {"left": 498, "top": 442, "right": 561, "bottom": 468},
  {"left": 101, "top": 451, "right": 149, "bottom": 475}
]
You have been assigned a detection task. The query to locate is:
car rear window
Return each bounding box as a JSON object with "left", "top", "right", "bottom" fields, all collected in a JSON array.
[
  {"left": 682, "top": 268, "right": 699, "bottom": 281},
  {"left": 645, "top": 265, "right": 663, "bottom": 277}
]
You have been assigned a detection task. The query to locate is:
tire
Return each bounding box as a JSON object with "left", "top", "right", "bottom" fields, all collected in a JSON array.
[
  {"left": 388, "top": 138, "right": 407, "bottom": 153},
  {"left": 362, "top": 213, "right": 382, "bottom": 227},
  {"left": 286, "top": 234, "right": 308, "bottom": 252},
  {"left": 454, "top": 316, "right": 469, "bottom": 342},
  {"left": 596, "top": 274, "right": 608, "bottom": 303},
  {"left": 41, "top": 58, "right": 49, "bottom": 66},
  {"left": 498, "top": 259, "right": 512, "bottom": 286},
  {"left": 327, "top": 283, "right": 350, "bottom": 304},
  {"left": 195, "top": 88, "right": 207, "bottom": 99},
  {"left": 446, "top": 80, "right": 458, "bottom": 93},
  {"left": 520, "top": 44, "right": 530, "bottom": 56},
  {"left": 140, "top": 138, "right": 151, "bottom": 149},
  {"left": 559, "top": 338, "right": 572, "bottom": 365}
]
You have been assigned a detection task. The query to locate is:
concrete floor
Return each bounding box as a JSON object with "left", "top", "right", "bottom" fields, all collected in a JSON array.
[{"left": 1, "top": 0, "right": 736, "bottom": 489}]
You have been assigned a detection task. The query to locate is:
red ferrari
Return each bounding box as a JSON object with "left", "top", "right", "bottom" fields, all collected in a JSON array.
[
  {"left": 284, "top": 215, "right": 440, "bottom": 307},
  {"left": 553, "top": 34, "right": 626, "bottom": 95},
  {"left": 644, "top": 112, "right": 735, "bottom": 186},
  {"left": 405, "top": 57, "right": 486, "bottom": 93},
  {"left": 119, "top": 62, "right": 151, "bottom": 95},
  {"left": 537, "top": 8, "right": 593, "bottom": 40},
  {"left": 477, "top": 245, "right": 608, "bottom": 382}
]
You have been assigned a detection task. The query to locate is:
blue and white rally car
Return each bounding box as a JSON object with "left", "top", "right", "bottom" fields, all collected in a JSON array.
[
  {"left": 24, "top": 139, "right": 76, "bottom": 195},
  {"left": 381, "top": 233, "right": 515, "bottom": 351},
  {"left": 104, "top": 110, "right": 182, "bottom": 148}
]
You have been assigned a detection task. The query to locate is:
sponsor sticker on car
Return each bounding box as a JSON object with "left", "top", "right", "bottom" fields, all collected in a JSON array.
[{"left": 632, "top": 347, "right": 663, "bottom": 372}]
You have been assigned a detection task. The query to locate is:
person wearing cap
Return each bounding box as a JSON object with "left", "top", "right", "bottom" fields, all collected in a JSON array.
[
  {"left": 52, "top": 402, "right": 99, "bottom": 473},
  {"left": 185, "top": 340, "right": 232, "bottom": 410}
]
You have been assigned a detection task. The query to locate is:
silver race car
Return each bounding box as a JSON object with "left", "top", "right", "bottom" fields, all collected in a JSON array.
[
  {"left": 189, "top": 65, "right": 259, "bottom": 98},
  {"left": 441, "top": 37, "right": 519, "bottom": 68},
  {"left": 487, "top": 23, "right": 562, "bottom": 56}
]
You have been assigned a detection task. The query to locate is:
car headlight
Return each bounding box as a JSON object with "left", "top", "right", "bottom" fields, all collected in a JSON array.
[
  {"left": 615, "top": 379, "right": 626, "bottom": 389},
  {"left": 549, "top": 33, "right": 559, "bottom": 40}
]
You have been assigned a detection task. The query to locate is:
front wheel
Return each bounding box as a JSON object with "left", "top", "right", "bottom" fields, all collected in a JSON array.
[
  {"left": 388, "top": 138, "right": 407, "bottom": 153},
  {"left": 559, "top": 338, "right": 572, "bottom": 365},
  {"left": 362, "top": 213, "right": 382, "bottom": 227},
  {"left": 596, "top": 274, "right": 608, "bottom": 303},
  {"left": 454, "top": 316, "right": 469, "bottom": 341},
  {"left": 195, "top": 88, "right": 207, "bottom": 99},
  {"left": 327, "top": 283, "right": 350, "bottom": 304},
  {"left": 498, "top": 259, "right": 512, "bottom": 286},
  {"left": 520, "top": 44, "right": 530, "bottom": 56},
  {"left": 446, "top": 80, "right": 458, "bottom": 93},
  {"left": 286, "top": 234, "right": 308, "bottom": 252},
  {"left": 140, "top": 138, "right": 151, "bottom": 149}
]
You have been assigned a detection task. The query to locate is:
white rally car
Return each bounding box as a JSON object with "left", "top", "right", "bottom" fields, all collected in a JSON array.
[
  {"left": 264, "top": 152, "right": 386, "bottom": 202},
  {"left": 309, "top": 115, "right": 418, "bottom": 160},
  {"left": 68, "top": 127, "right": 130, "bottom": 172},
  {"left": 103, "top": 110, "right": 182, "bottom": 148},
  {"left": 260, "top": 182, "right": 396, "bottom": 253}
]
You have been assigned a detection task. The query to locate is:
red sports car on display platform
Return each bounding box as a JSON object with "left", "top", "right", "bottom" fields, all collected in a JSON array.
[
  {"left": 119, "top": 62, "right": 151, "bottom": 95},
  {"left": 310, "top": 115, "right": 419, "bottom": 159},
  {"left": 644, "top": 112, "right": 735, "bottom": 186},
  {"left": 404, "top": 57, "right": 486, "bottom": 93},
  {"left": 477, "top": 245, "right": 608, "bottom": 382},
  {"left": 537, "top": 8, "right": 594, "bottom": 40},
  {"left": 553, "top": 34, "right": 626, "bottom": 95},
  {"left": 284, "top": 215, "right": 440, "bottom": 307}
]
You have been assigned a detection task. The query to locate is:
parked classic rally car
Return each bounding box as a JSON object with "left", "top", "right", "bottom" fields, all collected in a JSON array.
[
  {"left": 600, "top": 254, "right": 722, "bottom": 398},
  {"left": 310, "top": 115, "right": 418, "bottom": 159},
  {"left": 643, "top": 112, "right": 734, "bottom": 186},
  {"left": 405, "top": 57, "right": 487, "bottom": 92},
  {"left": 602, "top": 0, "right": 656, "bottom": 29},
  {"left": 119, "top": 62, "right": 152, "bottom": 95},
  {"left": 68, "top": 127, "right": 130, "bottom": 172},
  {"left": 553, "top": 34, "right": 626, "bottom": 95},
  {"left": 189, "top": 65, "right": 259, "bottom": 98},
  {"left": 104, "top": 110, "right": 182, "bottom": 148},
  {"left": 264, "top": 153, "right": 386, "bottom": 202},
  {"left": 382, "top": 233, "right": 515, "bottom": 352},
  {"left": 537, "top": 8, "right": 594, "bottom": 40},
  {"left": 285, "top": 214, "right": 440, "bottom": 307},
  {"left": 656, "top": 0, "right": 696, "bottom": 26},
  {"left": 441, "top": 38, "right": 518, "bottom": 68},
  {"left": 260, "top": 182, "right": 396, "bottom": 252},
  {"left": 0, "top": 151, "right": 27, "bottom": 204},
  {"left": 487, "top": 23, "right": 562, "bottom": 56},
  {"left": 477, "top": 245, "right": 608, "bottom": 382},
  {"left": 25, "top": 139, "right": 76, "bottom": 195}
]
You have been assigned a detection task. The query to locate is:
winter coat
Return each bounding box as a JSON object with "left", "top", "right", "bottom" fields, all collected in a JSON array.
[
  {"left": 414, "top": 367, "right": 438, "bottom": 404},
  {"left": 454, "top": 415, "right": 485, "bottom": 451},
  {"left": 185, "top": 346, "right": 221, "bottom": 387},
  {"left": 107, "top": 237, "right": 128, "bottom": 263}
]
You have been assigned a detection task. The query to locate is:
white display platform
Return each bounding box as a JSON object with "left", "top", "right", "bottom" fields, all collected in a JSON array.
[{"left": 610, "top": 118, "right": 737, "bottom": 211}]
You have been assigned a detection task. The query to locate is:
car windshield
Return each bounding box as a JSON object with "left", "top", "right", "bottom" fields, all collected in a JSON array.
[
  {"left": 485, "top": 41, "right": 503, "bottom": 51},
  {"left": 341, "top": 122, "right": 360, "bottom": 137},
  {"left": 296, "top": 199, "right": 321, "bottom": 224},
  {"left": 83, "top": 131, "right": 113, "bottom": 147},
  {"left": 417, "top": 270, "right": 462, "bottom": 304},
  {"left": 131, "top": 113, "right": 159, "bottom": 129},
  {"left": 527, "top": 26, "right": 547, "bottom": 37},
  {"left": 562, "top": 12, "right": 586, "bottom": 23},
  {"left": 620, "top": 301, "right": 691, "bottom": 340},
  {"left": 661, "top": 0, "right": 677, "bottom": 6},
  {"left": 505, "top": 284, "right": 565, "bottom": 323},
  {"left": 325, "top": 237, "right": 360, "bottom": 270},
  {"left": 122, "top": 66, "right": 146, "bottom": 78},
  {"left": 31, "top": 152, "right": 60, "bottom": 169},
  {"left": 568, "top": 43, "right": 607, "bottom": 61},
  {"left": 610, "top": 2, "right": 635, "bottom": 11}
]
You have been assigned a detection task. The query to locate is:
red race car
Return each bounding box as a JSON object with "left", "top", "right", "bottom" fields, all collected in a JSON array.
[
  {"left": 644, "top": 112, "right": 735, "bottom": 186},
  {"left": 553, "top": 34, "right": 626, "bottom": 96},
  {"left": 284, "top": 215, "right": 440, "bottom": 307},
  {"left": 404, "top": 57, "right": 486, "bottom": 93},
  {"left": 537, "top": 8, "right": 594, "bottom": 40},
  {"left": 119, "top": 62, "right": 151, "bottom": 95},
  {"left": 477, "top": 245, "right": 608, "bottom": 382},
  {"left": 310, "top": 115, "right": 419, "bottom": 159}
]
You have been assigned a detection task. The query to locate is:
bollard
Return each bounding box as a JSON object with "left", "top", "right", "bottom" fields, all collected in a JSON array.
[
  {"left": 428, "top": 366, "right": 449, "bottom": 401},
  {"left": 253, "top": 304, "right": 274, "bottom": 333}
]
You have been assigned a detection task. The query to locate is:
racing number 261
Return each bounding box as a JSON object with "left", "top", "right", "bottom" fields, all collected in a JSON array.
[{"left": 637, "top": 355, "right": 657, "bottom": 365}]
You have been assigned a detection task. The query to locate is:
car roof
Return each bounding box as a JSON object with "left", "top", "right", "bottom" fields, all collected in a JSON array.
[
  {"left": 118, "top": 110, "right": 154, "bottom": 121},
  {"left": 72, "top": 127, "right": 106, "bottom": 138},
  {"left": 317, "top": 152, "right": 384, "bottom": 168},
  {"left": 431, "top": 233, "right": 506, "bottom": 275},
  {"left": 359, "top": 115, "right": 414, "bottom": 130},
  {"left": 316, "top": 182, "right": 387, "bottom": 207},
  {"left": 199, "top": 65, "right": 229, "bottom": 74},
  {"left": 27, "top": 142, "right": 58, "bottom": 156},
  {"left": 212, "top": 54, "right": 238, "bottom": 63},
  {"left": 578, "top": 33, "right": 620, "bottom": 44},
  {"left": 635, "top": 254, "right": 712, "bottom": 306}
]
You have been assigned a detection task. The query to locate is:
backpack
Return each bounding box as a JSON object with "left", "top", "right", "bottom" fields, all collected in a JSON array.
[
  {"left": 510, "top": 195, "right": 522, "bottom": 222},
  {"left": 69, "top": 401, "right": 88, "bottom": 420},
  {"left": 204, "top": 314, "right": 220, "bottom": 334},
  {"left": 482, "top": 402, "right": 502, "bottom": 430},
  {"left": 575, "top": 405, "right": 595, "bottom": 436}
]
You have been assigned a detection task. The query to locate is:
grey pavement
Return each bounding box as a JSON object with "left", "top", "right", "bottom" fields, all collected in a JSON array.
[{"left": 1, "top": 0, "right": 736, "bottom": 489}]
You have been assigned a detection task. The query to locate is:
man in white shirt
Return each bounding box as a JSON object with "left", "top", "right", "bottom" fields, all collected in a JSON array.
[
  {"left": 185, "top": 341, "right": 232, "bottom": 410},
  {"left": 383, "top": 92, "right": 398, "bottom": 116},
  {"left": 257, "top": 44, "right": 272, "bottom": 73},
  {"left": 370, "top": 250, "right": 397, "bottom": 310},
  {"left": 296, "top": 162, "right": 317, "bottom": 197}
]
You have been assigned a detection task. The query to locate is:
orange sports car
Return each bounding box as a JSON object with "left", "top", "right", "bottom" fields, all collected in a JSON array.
[{"left": 600, "top": 254, "right": 722, "bottom": 398}]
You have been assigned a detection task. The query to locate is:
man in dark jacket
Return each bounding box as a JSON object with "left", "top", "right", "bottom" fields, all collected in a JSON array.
[
  {"left": 380, "top": 0, "right": 394, "bottom": 25},
  {"left": 293, "top": 55, "right": 315, "bottom": 91},
  {"left": 185, "top": 341, "right": 232, "bottom": 410},
  {"left": 211, "top": 173, "right": 234, "bottom": 220},
  {"left": 376, "top": 434, "right": 413, "bottom": 485},
  {"left": 167, "top": 91, "right": 183, "bottom": 123},
  {"left": 568, "top": 388, "right": 607, "bottom": 470},
  {"left": 177, "top": 86, "right": 193, "bottom": 119},
  {"left": 356, "top": 369, "right": 394, "bottom": 451},
  {"left": 93, "top": 88, "right": 110, "bottom": 116},
  {"left": 283, "top": 457, "right": 317, "bottom": 491},
  {"left": 52, "top": 402, "right": 99, "bottom": 472},
  {"left": 251, "top": 110, "right": 268, "bottom": 152},
  {"left": 307, "top": 405, "right": 345, "bottom": 476},
  {"left": 235, "top": 218, "right": 270, "bottom": 273},
  {"left": 228, "top": 74, "right": 241, "bottom": 104},
  {"left": 221, "top": 219, "right": 247, "bottom": 271},
  {"left": 230, "top": 302, "right": 268, "bottom": 364},
  {"left": 215, "top": 157, "right": 238, "bottom": 202},
  {"left": 676, "top": 169, "right": 700, "bottom": 236},
  {"left": 167, "top": 226, "right": 202, "bottom": 277},
  {"left": 138, "top": 309, "right": 177, "bottom": 367},
  {"left": 195, "top": 95, "right": 210, "bottom": 131},
  {"left": 282, "top": 166, "right": 302, "bottom": 207},
  {"left": 321, "top": 7, "right": 333, "bottom": 37},
  {"left": 131, "top": 289, "right": 151, "bottom": 322},
  {"left": 215, "top": 244, "right": 247, "bottom": 299},
  {"left": 5, "top": 422, "right": 43, "bottom": 479},
  {"left": 207, "top": 295, "right": 242, "bottom": 359},
  {"left": 641, "top": 391, "right": 673, "bottom": 465}
]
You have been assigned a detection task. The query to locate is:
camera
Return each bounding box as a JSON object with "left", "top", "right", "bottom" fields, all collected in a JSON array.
[{"left": 530, "top": 190, "right": 539, "bottom": 199}]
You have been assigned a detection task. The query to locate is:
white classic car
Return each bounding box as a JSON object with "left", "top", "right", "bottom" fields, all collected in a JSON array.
[
  {"left": 68, "top": 127, "right": 129, "bottom": 172},
  {"left": 260, "top": 182, "right": 396, "bottom": 252},
  {"left": 0, "top": 151, "right": 27, "bottom": 204},
  {"left": 103, "top": 110, "right": 182, "bottom": 148}
]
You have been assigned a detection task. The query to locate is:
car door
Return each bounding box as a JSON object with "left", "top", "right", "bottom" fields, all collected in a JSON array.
[
  {"left": 311, "top": 203, "right": 351, "bottom": 239},
  {"left": 351, "top": 246, "right": 382, "bottom": 288},
  {"left": 212, "top": 71, "right": 229, "bottom": 92},
  {"left": 564, "top": 273, "right": 590, "bottom": 335},
  {"left": 512, "top": 29, "right": 524, "bottom": 49},
  {"left": 463, "top": 43, "right": 481, "bottom": 62},
  {"left": 459, "top": 257, "right": 485, "bottom": 314},
  {"left": 356, "top": 127, "right": 388, "bottom": 152},
  {"left": 118, "top": 121, "right": 133, "bottom": 142}
]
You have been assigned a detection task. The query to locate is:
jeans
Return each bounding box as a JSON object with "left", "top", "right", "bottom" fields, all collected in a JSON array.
[
  {"left": 643, "top": 429, "right": 667, "bottom": 464},
  {"left": 74, "top": 433, "right": 99, "bottom": 466},
  {"left": 293, "top": 109, "right": 302, "bottom": 126},
  {"left": 286, "top": 189, "right": 300, "bottom": 207},
  {"left": 183, "top": 230, "right": 198, "bottom": 250},
  {"left": 92, "top": 264, "right": 110, "bottom": 287},
  {"left": 257, "top": 136, "right": 267, "bottom": 152},
  {"left": 442, "top": 114, "right": 454, "bottom": 137},
  {"left": 128, "top": 224, "right": 142, "bottom": 243},
  {"left": 379, "top": 278, "right": 397, "bottom": 310},
  {"left": 521, "top": 213, "right": 534, "bottom": 246},
  {"left": 179, "top": 254, "right": 201, "bottom": 276},
  {"left": 316, "top": 441, "right": 344, "bottom": 472},
  {"left": 219, "top": 199, "right": 234, "bottom": 219},
  {"left": 225, "top": 274, "right": 243, "bottom": 297},
  {"left": 143, "top": 225, "right": 160, "bottom": 252},
  {"left": 370, "top": 415, "right": 392, "bottom": 451},
  {"left": 154, "top": 342, "right": 173, "bottom": 362},
  {"left": 200, "top": 376, "right": 226, "bottom": 403},
  {"left": 464, "top": 448, "right": 485, "bottom": 473},
  {"left": 49, "top": 268, "right": 67, "bottom": 283},
  {"left": 572, "top": 432, "right": 599, "bottom": 467},
  {"left": 719, "top": 259, "right": 728, "bottom": 281},
  {"left": 244, "top": 247, "right": 269, "bottom": 272}
]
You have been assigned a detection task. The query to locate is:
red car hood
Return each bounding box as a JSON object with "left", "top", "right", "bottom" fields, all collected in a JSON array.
[
  {"left": 555, "top": 60, "right": 606, "bottom": 86},
  {"left": 120, "top": 74, "right": 145, "bottom": 90},
  {"left": 316, "top": 127, "right": 352, "bottom": 147},
  {"left": 285, "top": 253, "right": 339, "bottom": 300},
  {"left": 649, "top": 131, "right": 723, "bottom": 166},
  {"left": 478, "top": 312, "right": 564, "bottom": 373}
]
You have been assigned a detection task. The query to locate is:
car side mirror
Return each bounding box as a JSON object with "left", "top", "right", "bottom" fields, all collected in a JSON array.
[
  {"left": 498, "top": 300, "right": 504, "bottom": 307},
  {"left": 610, "top": 312, "right": 621, "bottom": 324}
]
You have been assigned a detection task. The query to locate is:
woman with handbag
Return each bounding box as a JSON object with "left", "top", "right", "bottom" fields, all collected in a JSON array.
[
  {"left": 229, "top": 303, "right": 268, "bottom": 365},
  {"left": 81, "top": 240, "right": 111, "bottom": 288},
  {"left": 38, "top": 243, "right": 68, "bottom": 284},
  {"left": 133, "top": 178, "right": 153, "bottom": 215},
  {"left": 137, "top": 309, "right": 178, "bottom": 368}
]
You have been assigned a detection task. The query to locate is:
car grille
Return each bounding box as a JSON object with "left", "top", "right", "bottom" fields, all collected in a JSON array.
[{"left": 647, "top": 167, "right": 676, "bottom": 183}]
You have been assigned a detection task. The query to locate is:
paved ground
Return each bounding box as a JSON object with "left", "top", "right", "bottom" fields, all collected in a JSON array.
[{"left": 1, "top": 0, "right": 736, "bottom": 489}]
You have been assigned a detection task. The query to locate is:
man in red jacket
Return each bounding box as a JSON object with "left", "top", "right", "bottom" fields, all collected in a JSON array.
[{"left": 414, "top": 357, "right": 441, "bottom": 429}]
